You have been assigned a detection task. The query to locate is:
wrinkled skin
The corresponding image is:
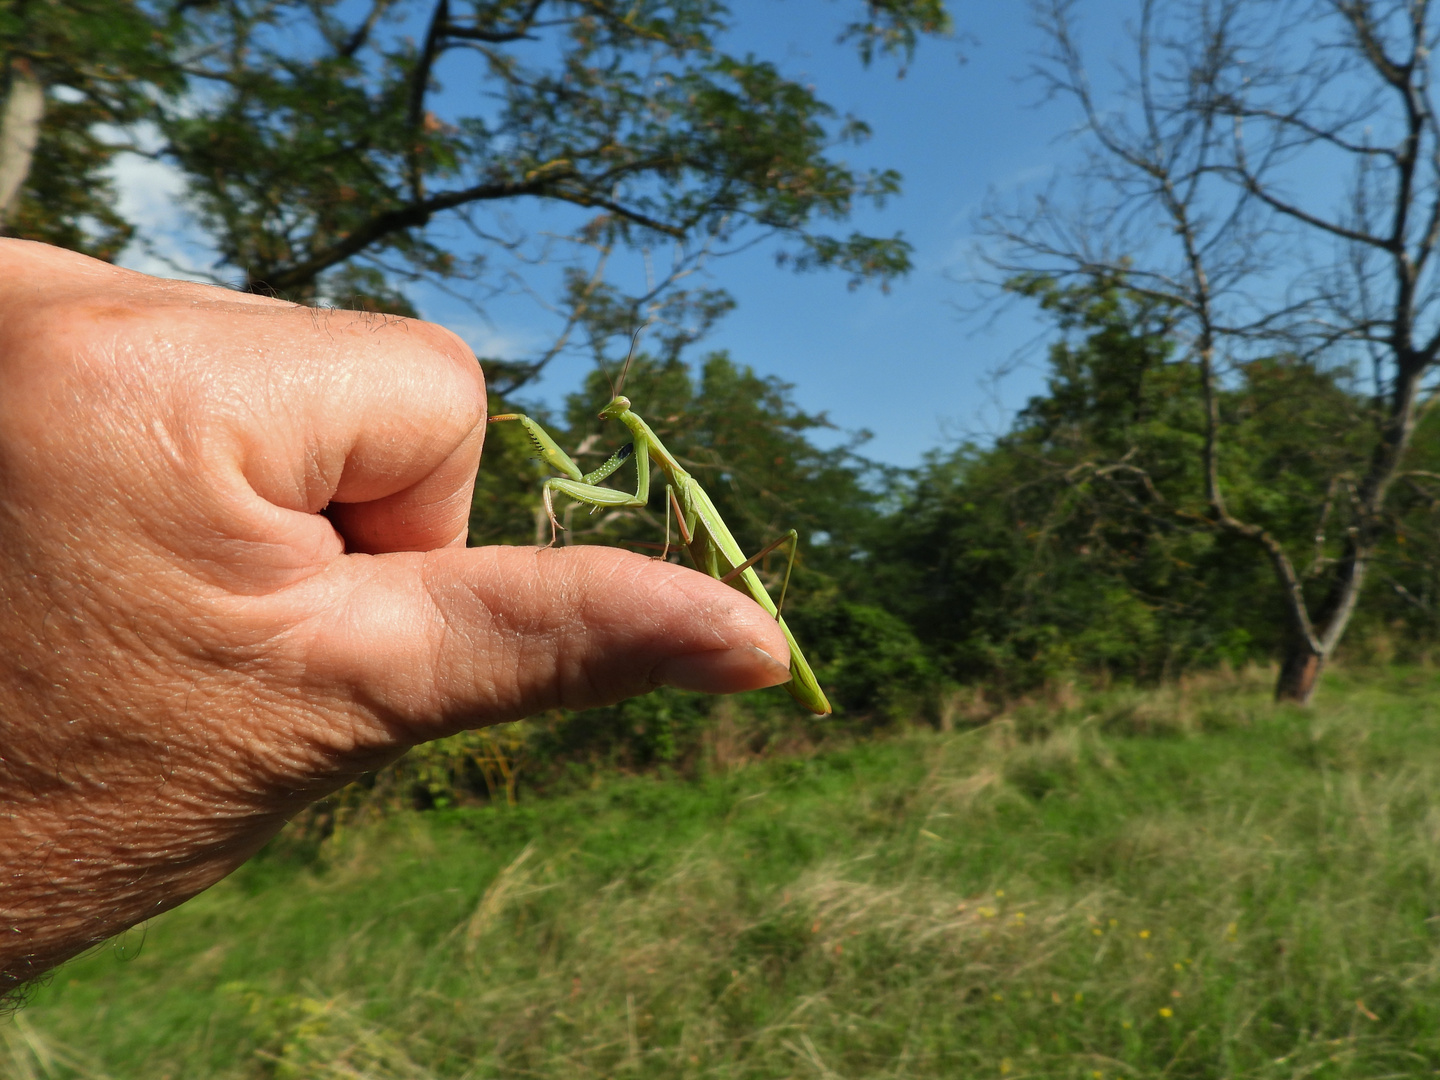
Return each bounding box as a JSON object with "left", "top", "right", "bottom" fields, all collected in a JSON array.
[{"left": 0, "top": 240, "right": 791, "bottom": 997}]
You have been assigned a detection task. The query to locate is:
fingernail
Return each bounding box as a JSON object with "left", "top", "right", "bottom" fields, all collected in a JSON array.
[{"left": 651, "top": 645, "right": 792, "bottom": 695}]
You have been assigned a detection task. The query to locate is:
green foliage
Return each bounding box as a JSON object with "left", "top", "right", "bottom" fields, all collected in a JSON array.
[
  {"left": 786, "top": 597, "right": 937, "bottom": 721},
  {"left": 1, "top": 0, "right": 180, "bottom": 258},
  {"left": 468, "top": 391, "right": 557, "bottom": 548},
  {"left": 24, "top": 668, "right": 1440, "bottom": 1078},
  {"left": 871, "top": 276, "right": 1400, "bottom": 688},
  {"left": 319, "top": 265, "right": 421, "bottom": 318},
  {"left": 525, "top": 687, "right": 717, "bottom": 771},
  {"left": 550, "top": 350, "right": 882, "bottom": 568},
  {"left": 463, "top": 349, "right": 926, "bottom": 765},
  {"left": 459, "top": 272, "right": 1440, "bottom": 784},
  {"left": 7, "top": 0, "right": 949, "bottom": 390},
  {"left": 1362, "top": 405, "right": 1440, "bottom": 653},
  {"left": 63, "top": 0, "right": 951, "bottom": 308},
  {"left": 835, "top": 0, "right": 950, "bottom": 68}
]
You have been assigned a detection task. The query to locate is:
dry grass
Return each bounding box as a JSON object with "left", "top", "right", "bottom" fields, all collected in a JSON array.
[{"left": 15, "top": 666, "right": 1440, "bottom": 1077}]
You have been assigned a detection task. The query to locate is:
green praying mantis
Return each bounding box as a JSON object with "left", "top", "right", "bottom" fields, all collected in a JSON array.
[{"left": 489, "top": 368, "right": 832, "bottom": 716}]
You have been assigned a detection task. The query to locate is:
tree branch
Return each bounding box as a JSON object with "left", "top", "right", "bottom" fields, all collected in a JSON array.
[
  {"left": 404, "top": 0, "right": 449, "bottom": 199},
  {"left": 338, "top": 0, "right": 395, "bottom": 59},
  {"left": 443, "top": 0, "right": 546, "bottom": 44}
]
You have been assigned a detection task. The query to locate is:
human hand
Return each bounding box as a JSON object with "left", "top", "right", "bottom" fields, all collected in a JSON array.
[{"left": 0, "top": 240, "right": 791, "bottom": 996}]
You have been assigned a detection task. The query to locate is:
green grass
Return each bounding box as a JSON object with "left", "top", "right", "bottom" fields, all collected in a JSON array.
[{"left": 11, "top": 666, "right": 1440, "bottom": 1078}]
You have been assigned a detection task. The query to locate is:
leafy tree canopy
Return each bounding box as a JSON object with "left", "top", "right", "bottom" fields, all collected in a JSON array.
[
  {"left": 1, "top": 0, "right": 180, "bottom": 257},
  {"left": 5, "top": 0, "right": 950, "bottom": 389},
  {"left": 982, "top": 0, "right": 1440, "bottom": 702},
  {"left": 871, "top": 276, "right": 1429, "bottom": 689}
]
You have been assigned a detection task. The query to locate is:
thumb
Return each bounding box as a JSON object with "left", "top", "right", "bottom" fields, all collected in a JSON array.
[{"left": 283, "top": 543, "right": 794, "bottom": 742}]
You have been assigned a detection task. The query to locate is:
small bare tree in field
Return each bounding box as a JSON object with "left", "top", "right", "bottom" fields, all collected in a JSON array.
[{"left": 986, "top": 0, "right": 1440, "bottom": 702}]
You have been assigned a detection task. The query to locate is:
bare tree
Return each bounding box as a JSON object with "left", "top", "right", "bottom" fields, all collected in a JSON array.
[{"left": 984, "top": 0, "right": 1440, "bottom": 702}]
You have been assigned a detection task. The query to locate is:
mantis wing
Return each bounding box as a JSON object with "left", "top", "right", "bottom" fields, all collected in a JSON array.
[{"left": 674, "top": 482, "right": 831, "bottom": 716}]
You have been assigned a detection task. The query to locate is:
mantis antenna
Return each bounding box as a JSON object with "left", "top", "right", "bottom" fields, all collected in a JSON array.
[{"left": 613, "top": 323, "right": 648, "bottom": 398}]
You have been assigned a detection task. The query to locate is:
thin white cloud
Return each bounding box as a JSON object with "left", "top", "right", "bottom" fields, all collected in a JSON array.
[
  {"left": 435, "top": 318, "right": 548, "bottom": 360},
  {"left": 107, "top": 149, "right": 222, "bottom": 283}
]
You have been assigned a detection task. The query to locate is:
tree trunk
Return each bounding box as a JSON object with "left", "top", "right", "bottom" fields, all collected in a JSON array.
[
  {"left": 1271, "top": 550, "right": 1364, "bottom": 704},
  {"left": 1269, "top": 354, "right": 1421, "bottom": 704},
  {"left": 1275, "top": 635, "right": 1324, "bottom": 704},
  {"left": 0, "top": 60, "right": 44, "bottom": 228}
]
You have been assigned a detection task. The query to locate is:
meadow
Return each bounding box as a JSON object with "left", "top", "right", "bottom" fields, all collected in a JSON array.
[{"left": 8, "top": 666, "right": 1440, "bottom": 1079}]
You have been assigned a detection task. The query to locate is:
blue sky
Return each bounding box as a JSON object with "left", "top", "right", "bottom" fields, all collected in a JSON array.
[
  {"left": 690, "top": 2, "right": 1087, "bottom": 465},
  {"left": 481, "top": 1, "right": 1136, "bottom": 467},
  {"left": 115, "top": 2, "right": 1136, "bottom": 467}
]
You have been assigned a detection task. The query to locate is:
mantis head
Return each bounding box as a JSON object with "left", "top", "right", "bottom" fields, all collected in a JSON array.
[{"left": 599, "top": 395, "right": 632, "bottom": 420}]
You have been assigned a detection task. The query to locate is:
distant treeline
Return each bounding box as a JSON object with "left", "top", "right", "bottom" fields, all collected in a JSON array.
[
  {"left": 486, "top": 279, "right": 1440, "bottom": 703},
  {"left": 338, "top": 276, "right": 1439, "bottom": 806}
]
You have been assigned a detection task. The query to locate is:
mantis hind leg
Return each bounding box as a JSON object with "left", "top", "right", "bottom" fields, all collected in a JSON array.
[
  {"left": 659, "top": 485, "right": 694, "bottom": 561},
  {"left": 720, "top": 528, "right": 801, "bottom": 619}
]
